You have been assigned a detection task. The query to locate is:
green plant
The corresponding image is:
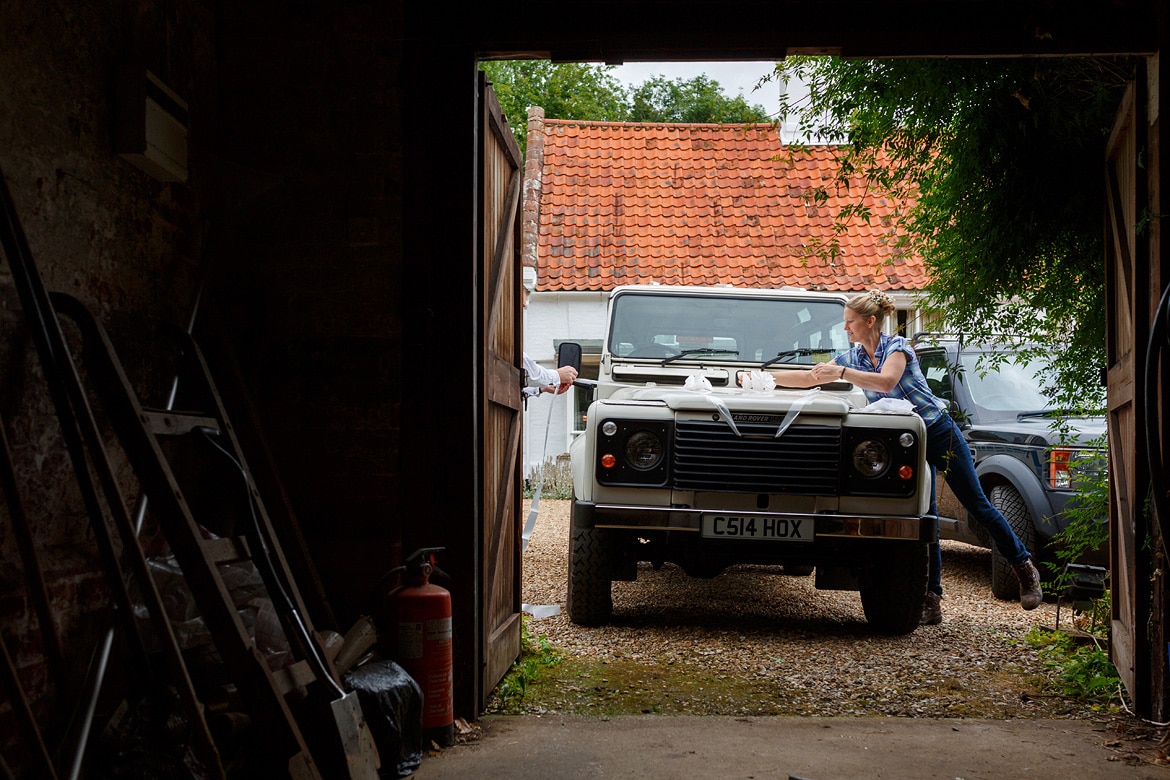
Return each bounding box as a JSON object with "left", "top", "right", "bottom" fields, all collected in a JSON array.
[
  {"left": 493, "top": 617, "right": 564, "bottom": 708},
  {"left": 1046, "top": 434, "right": 1110, "bottom": 593},
  {"left": 1074, "top": 588, "right": 1112, "bottom": 635},
  {"left": 1025, "top": 626, "right": 1120, "bottom": 709},
  {"left": 523, "top": 457, "right": 574, "bottom": 500}
]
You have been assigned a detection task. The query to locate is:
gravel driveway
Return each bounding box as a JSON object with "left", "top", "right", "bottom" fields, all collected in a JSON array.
[{"left": 508, "top": 498, "right": 1104, "bottom": 720}]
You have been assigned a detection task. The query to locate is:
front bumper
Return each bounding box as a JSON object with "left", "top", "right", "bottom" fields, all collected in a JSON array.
[{"left": 573, "top": 500, "right": 937, "bottom": 543}]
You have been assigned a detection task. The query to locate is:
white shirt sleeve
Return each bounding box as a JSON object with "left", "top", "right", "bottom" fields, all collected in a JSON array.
[{"left": 522, "top": 352, "right": 560, "bottom": 387}]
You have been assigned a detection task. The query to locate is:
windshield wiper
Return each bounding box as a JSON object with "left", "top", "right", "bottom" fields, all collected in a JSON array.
[
  {"left": 1016, "top": 408, "right": 1092, "bottom": 420},
  {"left": 660, "top": 347, "right": 740, "bottom": 365},
  {"left": 762, "top": 348, "right": 819, "bottom": 368}
]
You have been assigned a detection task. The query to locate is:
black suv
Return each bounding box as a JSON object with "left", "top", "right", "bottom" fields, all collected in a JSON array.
[{"left": 911, "top": 335, "right": 1107, "bottom": 599}]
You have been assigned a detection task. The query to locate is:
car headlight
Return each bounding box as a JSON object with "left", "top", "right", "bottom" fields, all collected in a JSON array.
[
  {"left": 1049, "top": 448, "right": 1107, "bottom": 489},
  {"left": 852, "top": 440, "right": 890, "bottom": 478},
  {"left": 596, "top": 419, "right": 673, "bottom": 487},
  {"left": 841, "top": 428, "right": 918, "bottom": 497},
  {"left": 625, "top": 430, "right": 664, "bottom": 470}
]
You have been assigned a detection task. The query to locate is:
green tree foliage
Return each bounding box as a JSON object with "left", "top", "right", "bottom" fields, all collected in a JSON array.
[
  {"left": 480, "top": 60, "right": 630, "bottom": 152},
  {"left": 773, "top": 56, "right": 1136, "bottom": 410},
  {"left": 627, "top": 74, "right": 769, "bottom": 124},
  {"left": 773, "top": 57, "right": 1135, "bottom": 569},
  {"left": 479, "top": 61, "right": 770, "bottom": 155}
]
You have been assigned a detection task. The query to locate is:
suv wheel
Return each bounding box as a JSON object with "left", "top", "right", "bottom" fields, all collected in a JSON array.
[
  {"left": 857, "top": 541, "right": 928, "bottom": 635},
  {"left": 568, "top": 526, "right": 613, "bottom": 625},
  {"left": 989, "top": 484, "right": 1038, "bottom": 600}
]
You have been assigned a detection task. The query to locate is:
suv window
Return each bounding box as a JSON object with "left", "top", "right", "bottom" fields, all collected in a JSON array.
[
  {"left": 958, "top": 352, "right": 1052, "bottom": 420},
  {"left": 918, "top": 351, "right": 953, "bottom": 403},
  {"left": 918, "top": 346, "right": 1058, "bottom": 423}
]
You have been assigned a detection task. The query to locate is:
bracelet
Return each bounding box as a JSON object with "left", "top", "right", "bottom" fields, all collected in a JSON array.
[{"left": 839, "top": 365, "right": 846, "bottom": 379}]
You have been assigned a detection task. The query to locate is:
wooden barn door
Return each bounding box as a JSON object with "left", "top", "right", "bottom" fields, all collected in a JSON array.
[
  {"left": 478, "top": 72, "right": 524, "bottom": 708},
  {"left": 1104, "top": 77, "right": 1153, "bottom": 713}
]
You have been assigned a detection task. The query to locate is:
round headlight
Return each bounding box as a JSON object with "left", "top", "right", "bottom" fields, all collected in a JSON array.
[
  {"left": 625, "top": 430, "right": 664, "bottom": 470},
  {"left": 852, "top": 440, "right": 890, "bottom": 477},
  {"left": 601, "top": 420, "right": 618, "bottom": 437},
  {"left": 899, "top": 432, "right": 915, "bottom": 448}
]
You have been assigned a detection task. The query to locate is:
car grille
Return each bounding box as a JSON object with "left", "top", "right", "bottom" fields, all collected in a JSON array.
[{"left": 672, "top": 420, "right": 842, "bottom": 494}]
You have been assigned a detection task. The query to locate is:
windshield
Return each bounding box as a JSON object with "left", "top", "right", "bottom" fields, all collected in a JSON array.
[
  {"left": 608, "top": 291, "right": 849, "bottom": 363},
  {"left": 960, "top": 352, "right": 1053, "bottom": 420}
]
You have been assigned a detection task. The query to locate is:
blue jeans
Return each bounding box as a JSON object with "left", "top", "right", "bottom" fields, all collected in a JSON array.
[{"left": 925, "top": 414, "right": 1030, "bottom": 595}]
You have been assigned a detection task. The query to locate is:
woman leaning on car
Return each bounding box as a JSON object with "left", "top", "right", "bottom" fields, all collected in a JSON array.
[{"left": 770, "top": 289, "right": 1042, "bottom": 626}]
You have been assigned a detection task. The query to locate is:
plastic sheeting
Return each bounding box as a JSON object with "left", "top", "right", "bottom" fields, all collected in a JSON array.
[
  {"left": 344, "top": 660, "right": 424, "bottom": 778},
  {"left": 133, "top": 550, "right": 292, "bottom": 670}
]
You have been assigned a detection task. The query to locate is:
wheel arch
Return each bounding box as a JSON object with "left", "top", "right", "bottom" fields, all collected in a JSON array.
[
  {"left": 569, "top": 434, "right": 592, "bottom": 502},
  {"left": 975, "top": 454, "right": 1056, "bottom": 539}
]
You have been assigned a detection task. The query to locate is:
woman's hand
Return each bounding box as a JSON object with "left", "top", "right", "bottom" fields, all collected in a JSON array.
[{"left": 809, "top": 362, "right": 844, "bottom": 383}]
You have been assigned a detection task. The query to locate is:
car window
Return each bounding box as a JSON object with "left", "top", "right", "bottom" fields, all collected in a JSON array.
[
  {"left": 916, "top": 351, "right": 953, "bottom": 402},
  {"left": 960, "top": 352, "right": 1051, "bottom": 419}
]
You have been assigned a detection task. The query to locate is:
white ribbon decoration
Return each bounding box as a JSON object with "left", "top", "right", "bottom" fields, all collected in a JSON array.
[{"left": 773, "top": 388, "right": 821, "bottom": 438}]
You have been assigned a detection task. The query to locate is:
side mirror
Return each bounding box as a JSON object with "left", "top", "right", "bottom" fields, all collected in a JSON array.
[
  {"left": 557, "top": 341, "right": 597, "bottom": 396},
  {"left": 557, "top": 341, "right": 582, "bottom": 373}
]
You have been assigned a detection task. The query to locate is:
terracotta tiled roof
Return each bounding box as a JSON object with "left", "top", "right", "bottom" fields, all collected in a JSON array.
[{"left": 531, "top": 119, "right": 928, "bottom": 293}]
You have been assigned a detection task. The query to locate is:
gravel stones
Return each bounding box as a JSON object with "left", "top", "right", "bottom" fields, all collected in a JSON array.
[{"left": 507, "top": 499, "right": 1096, "bottom": 720}]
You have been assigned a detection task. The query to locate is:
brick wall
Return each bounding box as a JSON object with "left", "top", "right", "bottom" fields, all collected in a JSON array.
[
  {"left": 0, "top": 0, "right": 220, "bottom": 769},
  {"left": 0, "top": 1, "right": 408, "bottom": 772}
]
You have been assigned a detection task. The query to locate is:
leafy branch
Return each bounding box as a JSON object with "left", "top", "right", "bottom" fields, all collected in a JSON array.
[{"left": 772, "top": 55, "right": 1136, "bottom": 405}]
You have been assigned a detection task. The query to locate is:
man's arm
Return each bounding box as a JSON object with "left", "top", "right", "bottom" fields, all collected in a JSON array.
[{"left": 522, "top": 352, "right": 561, "bottom": 387}]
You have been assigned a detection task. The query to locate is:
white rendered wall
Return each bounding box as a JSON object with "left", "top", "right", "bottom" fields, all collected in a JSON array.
[{"left": 522, "top": 290, "right": 609, "bottom": 477}]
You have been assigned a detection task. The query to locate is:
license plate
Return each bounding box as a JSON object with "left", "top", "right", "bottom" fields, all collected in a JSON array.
[{"left": 700, "top": 514, "right": 812, "bottom": 541}]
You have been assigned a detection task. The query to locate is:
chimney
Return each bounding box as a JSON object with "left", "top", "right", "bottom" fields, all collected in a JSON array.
[{"left": 521, "top": 106, "right": 546, "bottom": 288}]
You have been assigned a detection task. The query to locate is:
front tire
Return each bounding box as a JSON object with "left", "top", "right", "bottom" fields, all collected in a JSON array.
[
  {"left": 567, "top": 526, "right": 613, "bottom": 625},
  {"left": 858, "top": 541, "right": 928, "bottom": 635},
  {"left": 989, "top": 484, "right": 1037, "bottom": 601}
]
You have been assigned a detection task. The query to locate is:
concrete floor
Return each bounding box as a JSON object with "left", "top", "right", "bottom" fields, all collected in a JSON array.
[{"left": 409, "top": 714, "right": 1170, "bottom": 780}]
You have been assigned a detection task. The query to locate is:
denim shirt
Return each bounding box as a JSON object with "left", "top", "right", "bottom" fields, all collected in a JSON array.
[{"left": 833, "top": 334, "right": 948, "bottom": 426}]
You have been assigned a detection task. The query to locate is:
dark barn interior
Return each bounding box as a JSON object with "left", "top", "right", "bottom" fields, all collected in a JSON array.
[{"left": 0, "top": 1, "right": 1167, "bottom": 776}]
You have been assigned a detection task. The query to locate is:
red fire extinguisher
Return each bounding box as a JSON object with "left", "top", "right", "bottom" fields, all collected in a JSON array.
[{"left": 380, "top": 547, "right": 454, "bottom": 747}]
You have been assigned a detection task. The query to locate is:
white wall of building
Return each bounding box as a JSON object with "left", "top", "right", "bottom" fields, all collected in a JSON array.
[{"left": 522, "top": 290, "right": 609, "bottom": 478}]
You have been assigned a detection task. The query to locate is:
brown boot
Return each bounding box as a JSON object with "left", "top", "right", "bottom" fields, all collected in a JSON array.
[
  {"left": 920, "top": 591, "right": 942, "bottom": 626},
  {"left": 1012, "top": 558, "right": 1043, "bottom": 610}
]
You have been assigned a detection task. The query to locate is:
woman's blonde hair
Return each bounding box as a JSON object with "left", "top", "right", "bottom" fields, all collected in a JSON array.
[{"left": 847, "top": 289, "right": 896, "bottom": 319}]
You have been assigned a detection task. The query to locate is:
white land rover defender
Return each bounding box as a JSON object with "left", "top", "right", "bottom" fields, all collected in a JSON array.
[{"left": 566, "top": 285, "right": 935, "bottom": 635}]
